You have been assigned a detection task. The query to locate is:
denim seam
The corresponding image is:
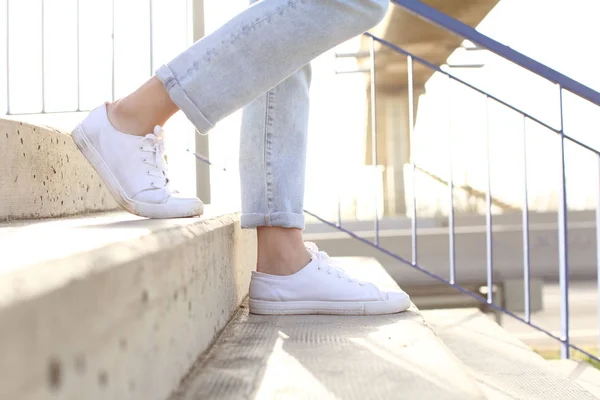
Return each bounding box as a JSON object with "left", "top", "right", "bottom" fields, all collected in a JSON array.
[
  {"left": 262, "top": 90, "right": 270, "bottom": 226},
  {"left": 164, "top": 77, "right": 176, "bottom": 90},
  {"left": 265, "top": 89, "right": 275, "bottom": 225},
  {"left": 229, "top": 0, "right": 304, "bottom": 44},
  {"left": 182, "top": 0, "right": 304, "bottom": 79},
  {"left": 155, "top": 65, "right": 215, "bottom": 133}
]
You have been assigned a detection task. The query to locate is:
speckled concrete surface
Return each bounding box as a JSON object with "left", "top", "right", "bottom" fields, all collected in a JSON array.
[
  {"left": 0, "top": 211, "right": 256, "bottom": 400},
  {"left": 1, "top": 118, "right": 118, "bottom": 221}
]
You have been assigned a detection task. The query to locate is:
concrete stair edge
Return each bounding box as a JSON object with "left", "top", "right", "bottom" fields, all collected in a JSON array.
[{"left": 0, "top": 211, "right": 256, "bottom": 400}]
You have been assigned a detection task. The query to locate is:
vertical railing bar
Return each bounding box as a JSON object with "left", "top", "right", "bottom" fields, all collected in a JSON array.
[
  {"left": 111, "top": 0, "right": 116, "bottom": 101},
  {"left": 484, "top": 96, "right": 494, "bottom": 304},
  {"left": 407, "top": 55, "right": 417, "bottom": 265},
  {"left": 337, "top": 192, "right": 342, "bottom": 227},
  {"left": 5, "top": 0, "right": 10, "bottom": 115},
  {"left": 522, "top": 115, "right": 532, "bottom": 322},
  {"left": 448, "top": 76, "right": 456, "bottom": 284},
  {"left": 596, "top": 153, "right": 600, "bottom": 355},
  {"left": 76, "top": 0, "right": 81, "bottom": 111},
  {"left": 41, "top": 0, "right": 46, "bottom": 113},
  {"left": 185, "top": 0, "right": 193, "bottom": 157},
  {"left": 370, "top": 36, "right": 380, "bottom": 246},
  {"left": 149, "top": 0, "right": 154, "bottom": 76},
  {"left": 557, "top": 85, "right": 570, "bottom": 359}
]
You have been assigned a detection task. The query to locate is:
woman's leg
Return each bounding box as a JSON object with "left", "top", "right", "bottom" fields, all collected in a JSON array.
[
  {"left": 239, "top": 0, "right": 312, "bottom": 276},
  {"left": 233, "top": 1, "right": 409, "bottom": 315},
  {"left": 241, "top": 63, "right": 312, "bottom": 276},
  {"left": 73, "top": 0, "right": 410, "bottom": 314},
  {"left": 75, "top": 0, "right": 389, "bottom": 219},
  {"left": 154, "top": 0, "right": 389, "bottom": 134}
]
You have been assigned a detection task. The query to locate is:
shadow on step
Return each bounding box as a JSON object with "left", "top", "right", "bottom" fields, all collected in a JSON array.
[{"left": 172, "top": 306, "right": 483, "bottom": 400}]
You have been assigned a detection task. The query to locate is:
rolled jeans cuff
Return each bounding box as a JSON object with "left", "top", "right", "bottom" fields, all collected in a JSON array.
[
  {"left": 241, "top": 212, "right": 305, "bottom": 230},
  {"left": 155, "top": 65, "right": 215, "bottom": 134}
]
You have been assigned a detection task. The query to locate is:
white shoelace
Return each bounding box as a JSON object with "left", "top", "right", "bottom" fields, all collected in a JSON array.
[
  {"left": 305, "top": 242, "right": 366, "bottom": 286},
  {"left": 139, "top": 126, "right": 170, "bottom": 190}
]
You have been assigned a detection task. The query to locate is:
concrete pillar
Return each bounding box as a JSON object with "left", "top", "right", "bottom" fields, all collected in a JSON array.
[{"left": 366, "top": 85, "right": 425, "bottom": 217}]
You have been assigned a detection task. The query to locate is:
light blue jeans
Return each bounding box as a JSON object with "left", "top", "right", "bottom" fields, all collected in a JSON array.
[{"left": 156, "top": 0, "right": 389, "bottom": 229}]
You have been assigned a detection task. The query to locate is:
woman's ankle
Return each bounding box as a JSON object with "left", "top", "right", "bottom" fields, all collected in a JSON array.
[
  {"left": 256, "top": 227, "right": 311, "bottom": 276},
  {"left": 106, "top": 77, "right": 179, "bottom": 136},
  {"left": 106, "top": 100, "right": 150, "bottom": 136}
]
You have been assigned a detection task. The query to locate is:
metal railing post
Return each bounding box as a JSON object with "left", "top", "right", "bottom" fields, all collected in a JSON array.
[
  {"left": 484, "top": 96, "right": 493, "bottom": 304},
  {"left": 447, "top": 76, "right": 456, "bottom": 284},
  {"left": 76, "top": 0, "right": 81, "bottom": 111},
  {"left": 522, "top": 116, "right": 532, "bottom": 322},
  {"left": 369, "top": 37, "right": 380, "bottom": 246},
  {"left": 149, "top": 0, "right": 154, "bottom": 76},
  {"left": 111, "top": 0, "right": 115, "bottom": 101},
  {"left": 597, "top": 154, "right": 600, "bottom": 354},
  {"left": 408, "top": 55, "right": 417, "bottom": 266},
  {"left": 5, "top": 0, "right": 10, "bottom": 114},
  {"left": 41, "top": 0, "right": 46, "bottom": 112},
  {"left": 192, "top": 0, "right": 211, "bottom": 203},
  {"left": 557, "top": 86, "right": 570, "bottom": 359}
]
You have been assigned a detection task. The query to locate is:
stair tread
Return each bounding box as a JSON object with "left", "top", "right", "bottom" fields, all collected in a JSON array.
[
  {"left": 422, "top": 308, "right": 598, "bottom": 400},
  {"left": 0, "top": 207, "right": 236, "bottom": 309},
  {"left": 171, "top": 258, "right": 485, "bottom": 400}
]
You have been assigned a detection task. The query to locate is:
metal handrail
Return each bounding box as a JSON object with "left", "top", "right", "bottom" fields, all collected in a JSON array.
[
  {"left": 340, "top": 1, "right": 600, "bottom": 361},
  {"left": 393, "top": 0, "right": 600, "bottom": 107}
]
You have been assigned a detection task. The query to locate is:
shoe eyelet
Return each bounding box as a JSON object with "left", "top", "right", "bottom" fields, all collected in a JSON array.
[{"left": 146, "top": 170, "right": 151, "bottom": 175}]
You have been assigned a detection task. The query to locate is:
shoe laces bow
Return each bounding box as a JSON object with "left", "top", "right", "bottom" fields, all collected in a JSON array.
[
  {"left": 305, "top": 242, "right": 366, "bottom": 286},
  {"left": 139, "top": 126, "right": 171, "bottom": 190}
]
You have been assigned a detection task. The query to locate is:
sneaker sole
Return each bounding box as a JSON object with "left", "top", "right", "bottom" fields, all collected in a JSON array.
[
  {"left": 71, "top": 125, "right": 203, "bottom": 219},
  {"left": 248, "top": 295, "right": 411, "bottom": 316}
]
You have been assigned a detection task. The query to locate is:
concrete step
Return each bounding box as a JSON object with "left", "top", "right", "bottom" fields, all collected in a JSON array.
[
  {"left": 171, "top": 258, "right": 486, "bottom": 400},
  {"left": 0, "top": 210, "right": 256, "bottom": 400},
  {"left": 422, "top": 308, "right": 598, "bottom": 400},
  {"left": 0, "top": 118, "right": 118, "bottom": 221},
  {"left": 549, "top": 359, "right": 600, "bottom": 398}
]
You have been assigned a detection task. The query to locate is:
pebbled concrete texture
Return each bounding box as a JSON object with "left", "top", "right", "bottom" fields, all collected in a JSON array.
[
  {"left": 0, "top": 118, "right": 118, "bottom": 221},
  {"left": 0, "top": 211, "right": 256, "bottom": 400},
  {"left": 172, "top": 258, "right": 486, "bottom": 400},
  {"left": 422, "top": 308, "right": 599, "bottom": 400}
]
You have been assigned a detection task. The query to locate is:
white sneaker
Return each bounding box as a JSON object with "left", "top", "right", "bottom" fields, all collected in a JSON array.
[
  {"left": 72, "top": 103, "right": 203, "bottom": 219},
  {"left": 249, "top": 242, "right": 411, "bottom": 315}
]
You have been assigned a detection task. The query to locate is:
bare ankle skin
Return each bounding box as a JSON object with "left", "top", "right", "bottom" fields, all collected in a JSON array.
[
  {"left": 107, "top": 77, "right": 179, "bottom": 136},
  {"left": 256, "top": 227, "right": 311, "bottom": 276}
]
